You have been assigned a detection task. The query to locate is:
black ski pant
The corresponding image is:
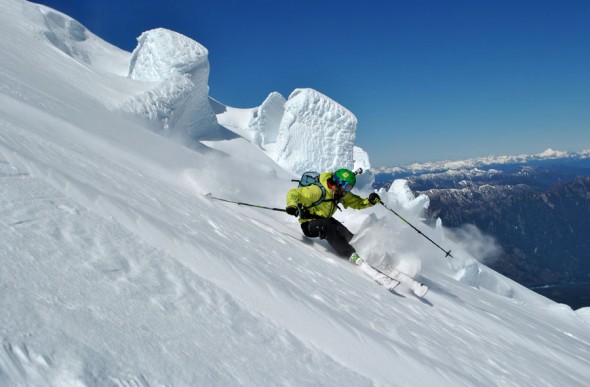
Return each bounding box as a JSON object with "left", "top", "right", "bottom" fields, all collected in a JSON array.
[{"left": 301, "top": 217, "right": 355, "bottom": 258}]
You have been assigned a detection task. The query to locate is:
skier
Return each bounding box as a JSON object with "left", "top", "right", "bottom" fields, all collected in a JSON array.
[{"left": 285, "top": 168, "right": 381, "bottom": 265}]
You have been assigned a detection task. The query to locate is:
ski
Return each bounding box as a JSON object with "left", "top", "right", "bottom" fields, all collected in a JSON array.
[
  {"left": 384, "top": 267, "right": 429, "bottom": 298},
  {"left": 358, "top": 262, "right": 401, "bottom": 292}
]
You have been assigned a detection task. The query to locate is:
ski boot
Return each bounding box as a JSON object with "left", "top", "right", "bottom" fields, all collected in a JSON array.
[{"left": 349, "top": 252, "right": 365, "bottom": 266}]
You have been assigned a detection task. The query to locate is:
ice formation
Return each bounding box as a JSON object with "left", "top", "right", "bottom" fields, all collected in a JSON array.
[
  {"left": 119, "top": 31, "right": 370, "bottom": 178},
  {"left": 247, "top": 92, "right": 286, "bottom": 147},
  {"left": 353, "top": 146, "right": 374, "bottom": 189},
  {"left": 124, "top": 28, "right": 219, "bottom": 141},
  {"left": 272, "top": 88, "right": 358, "bottom": 174},
  {"left": 212, "top": 90, "right": 374, "bottom": 184}
]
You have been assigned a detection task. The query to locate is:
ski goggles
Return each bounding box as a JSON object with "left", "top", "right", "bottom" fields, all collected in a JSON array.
[{"left": 334, "top": 177, "right": 353, "bottom": 192}]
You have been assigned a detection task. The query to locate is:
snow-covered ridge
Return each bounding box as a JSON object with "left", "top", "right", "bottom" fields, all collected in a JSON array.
[
  {"left": 417, "top": 168, "right": 504, "bottom": 181},
  {"left": 34, "top": 2, "right": 130, "bottom": 75},
  {"left": 377, "top": 148, "right": 590, "bottom": 174}
]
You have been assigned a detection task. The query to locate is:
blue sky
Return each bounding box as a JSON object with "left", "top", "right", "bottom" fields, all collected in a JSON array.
[{"left": 34, "top": 0, "right": 590, "bottom": 166}]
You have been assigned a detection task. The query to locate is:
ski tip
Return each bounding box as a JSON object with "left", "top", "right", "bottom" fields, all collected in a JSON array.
[
  {"left": 413, "top": 285, "right": 429, "bottom": 298},
  {"left": 205, "top": 193, "right": 212, "bottom": 198}
]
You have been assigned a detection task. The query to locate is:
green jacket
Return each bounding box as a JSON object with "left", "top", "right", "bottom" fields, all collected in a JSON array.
[{"left": 286, "top": 172, "right": 375, "bottom": 223}]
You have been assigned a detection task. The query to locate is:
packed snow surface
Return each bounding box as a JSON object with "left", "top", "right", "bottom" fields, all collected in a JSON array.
[{"left": 1, "top": 1, "right": 589, "bottom": 385}]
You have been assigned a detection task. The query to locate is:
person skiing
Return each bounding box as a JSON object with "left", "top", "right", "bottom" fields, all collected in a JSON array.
[{"left": 285, "top": 168, "right": 381, "bottom": 265}]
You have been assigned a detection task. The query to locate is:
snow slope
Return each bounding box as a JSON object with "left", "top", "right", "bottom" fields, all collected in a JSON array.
[{"left": 1, "top": 1, "right": 589, "bottom": 385}]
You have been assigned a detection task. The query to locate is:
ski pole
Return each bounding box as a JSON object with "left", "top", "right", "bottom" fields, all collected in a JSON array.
[
  {"left": 380, "top": 202, "right": 454, "bottom": 259},
  {"left": 205, "top": 193, "right": 287, "bottom": 213}
]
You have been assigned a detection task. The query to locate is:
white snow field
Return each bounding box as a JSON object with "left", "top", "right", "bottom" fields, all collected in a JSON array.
[{"left": 1, "top": 1, "right": 589, "bottom": 385}]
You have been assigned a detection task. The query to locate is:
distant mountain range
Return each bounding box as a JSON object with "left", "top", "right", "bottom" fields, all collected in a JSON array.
[
  {"left": 375, "top": 148, "right": 590, "bottom": 175},
  {"left": 373, "top": 149, "right": 590, "bottom": 307}
]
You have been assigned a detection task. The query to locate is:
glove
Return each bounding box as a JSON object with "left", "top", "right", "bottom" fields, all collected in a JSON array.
[
  {"left": 299, "top": 206, "right": 311, "bottom": 219},
  {"left": 368, "top": 192, "right": 381, "bottom": 205},
  {"left": 286, "top": 206, "right": 300, "bottom": 217}
]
